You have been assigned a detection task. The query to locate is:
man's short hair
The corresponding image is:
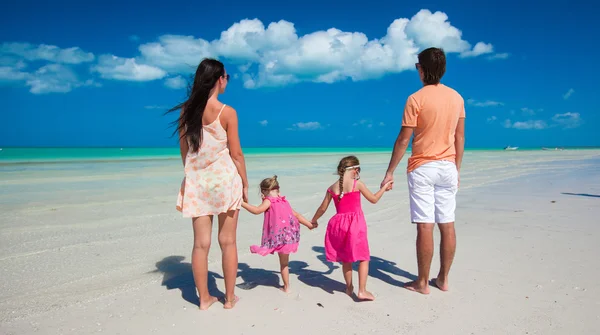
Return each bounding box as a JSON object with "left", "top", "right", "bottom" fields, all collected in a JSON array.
[{"left": 418, "top": 47, "right": 446, "bottom": 85}]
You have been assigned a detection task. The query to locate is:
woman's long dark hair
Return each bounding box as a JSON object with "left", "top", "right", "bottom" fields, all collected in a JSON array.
[{"left": 168, "top": 58, "right": 225, "bottom": 153}]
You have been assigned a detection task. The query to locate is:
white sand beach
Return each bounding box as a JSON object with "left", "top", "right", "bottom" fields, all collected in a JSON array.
[{"left": 1, "top": 150, "right": 600, "bottom": 334}]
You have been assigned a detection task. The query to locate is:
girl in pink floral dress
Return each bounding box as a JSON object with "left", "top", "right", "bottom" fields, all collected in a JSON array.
[
  {"left": 242, "top": 176, "right": 317, "bottom": 293},
  {"left": 311, "top": 156, "right": 392, "bottom": 301}
]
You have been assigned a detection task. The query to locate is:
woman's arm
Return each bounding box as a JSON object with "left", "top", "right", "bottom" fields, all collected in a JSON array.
[
  {"left": 311, "top": 191, "right": 332, "bottom": 223},
  {"left": 241, "top": 199, "right": 271, "bottom": 215},
  {"left": 358, "top": 180, "right": 392, "bottom": 204},
  {"left": 178, "top": 108, "right": 189, "bottom": 167},
  {"left": 292, "top": 210, "right": 317, "bottom": 229},
  {"left": 223, "top": 106, "right": 249, "bottom": 201}
]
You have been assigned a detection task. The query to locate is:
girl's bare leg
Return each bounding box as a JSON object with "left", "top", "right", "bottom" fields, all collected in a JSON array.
[
  {"left": 191, "top": 216, "right": 218, "bottom": 310},
  {"left": 218, "top": 210, "right": 240, "bottom": 309},
  {"left": 278, "top": 253, "right": 290, "bottom": 293},
  {"left": 357, "top": 261, "right": 374, "bottom": 301},
  {"left": 342, "top": 262, "right": 354, "bottom": 297}
]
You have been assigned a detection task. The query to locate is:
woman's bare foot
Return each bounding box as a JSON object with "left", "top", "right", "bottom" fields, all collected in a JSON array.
[
  {"left": 357, "top": 290, "right": 375, "bottom": 301},
  {"left": 199, "top": 296, "right": 219, "bottom": 310},
  {"left": 280, "top": 285, "right": 291, "bottom": 293},
  {"left": 432, "top": 277, "right": 449, "bottom": 291},
  {"left": 404, "top": 281, "right": 430, "bottom": 295},
  {"left": 345, "top": 285, "right": 354, "bottom": 297},
  {"left": 223, "top": 295, "right": 239, "bottom": 309}
]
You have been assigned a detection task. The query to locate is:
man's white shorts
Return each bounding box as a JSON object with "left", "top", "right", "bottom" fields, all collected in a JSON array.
[{"left": 407, "top": 160, "right": 458, "bottom": 224}]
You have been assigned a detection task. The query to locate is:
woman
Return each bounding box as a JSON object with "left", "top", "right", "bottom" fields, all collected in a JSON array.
[{"left": 171, "top": 58, "right": 248, "bottom": 310}]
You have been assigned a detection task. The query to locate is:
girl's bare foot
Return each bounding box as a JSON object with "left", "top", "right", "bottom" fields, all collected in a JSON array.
[
  {"left": 357, "top": 290, "right": 375, "bottom": 301},
  {"left": 280, "top": 285, "right": 291, "bottom": 293},
  {"left": 199, "top": 296, "right": 219, "bottom": 310},
  {"left": 223, "top": 295, "right": 239, "bottom": 309},
  {"left": 404, "top": 281, "right": 430, "bottom": 295},
  {"left": 345, "top": 285, "right": 354, "bottom": 297}
]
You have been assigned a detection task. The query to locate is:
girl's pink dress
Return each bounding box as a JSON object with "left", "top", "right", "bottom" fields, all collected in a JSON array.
[
  {"left": 325, "top": 180, "right": 370, "bottom": 263},
  {"left": 250, "top": 196, "right": 300, "bottom": 256}
]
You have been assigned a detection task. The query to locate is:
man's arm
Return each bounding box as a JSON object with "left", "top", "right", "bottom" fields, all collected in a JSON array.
[
  {"left": 381, "top": 95, "right": 418, "bottom": 189},
  {"left": 454, "top": 118, "right": 465, "bottom": 172},
  {"left": 381, "top": 127, "right": 414, "bottom": 188}
]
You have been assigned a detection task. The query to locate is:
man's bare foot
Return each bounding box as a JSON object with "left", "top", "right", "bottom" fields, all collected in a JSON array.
[
  {"left": 345, "top": 285, "right": 354, "bottom": 297},
  {"left": 404, "top": 281, "right": 430, "bottom": 295},
  {"left": 223, "top": 295, "right": 239, "bottom": 309},
  {"left": 280, "top": 285, "right": 291, "bottom": 293},
  {"left": 357, "top": 290, "right": 375, "bottom": 301},
  {"left": 199, "top": 296, "right": 219, "bottom": 310},
  {"left": 432, "top": 277, "right": 449, "bottom": 291}
]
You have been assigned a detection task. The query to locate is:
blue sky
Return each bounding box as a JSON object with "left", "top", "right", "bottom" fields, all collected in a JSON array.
[{"left": 0, "top": 0, "right": 598, "bottom": 148}]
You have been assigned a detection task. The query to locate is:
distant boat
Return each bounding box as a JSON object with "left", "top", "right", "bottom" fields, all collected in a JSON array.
[{"left": 504, "top": 146, "right": 518, "bottom": 151}]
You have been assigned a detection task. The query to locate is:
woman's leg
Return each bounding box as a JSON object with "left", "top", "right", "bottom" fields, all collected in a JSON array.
[
  {"left": 357, "top": 260, "right": 375, "bottom": 301},
  {"left": 191, "top": 216, "right": 218, "bottom": 310},
  {"left": 278, "top": 253, "right": 290, "bottom": 293},
  {"left": 218, "top": 210, "right": 239, "bottom": 309},
  {"left": 342, "top": 262, "right": 354, "bottom": 296}
]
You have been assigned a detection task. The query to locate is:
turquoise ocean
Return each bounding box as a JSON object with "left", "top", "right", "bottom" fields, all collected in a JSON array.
[{"left": 0, "top": 147, "right": 598, "bottom": 164}]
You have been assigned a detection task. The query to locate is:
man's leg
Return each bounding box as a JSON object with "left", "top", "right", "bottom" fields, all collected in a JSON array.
[
  {"left": 435, "top": 222, "right": 456, "bottom": 291},
  {"left": 405, "top": 166, "right": 435, "bottom": 295},
  {"left": 433, "top": 162, "right": 458, "bottom": 291},
  {"left": 405, "top": 223, "right": 434, "bottom": 294}
]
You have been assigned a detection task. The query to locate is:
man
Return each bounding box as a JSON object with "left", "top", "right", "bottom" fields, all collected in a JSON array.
[{"left": 381, "top": 47, "right": 465, "bottom": 295}]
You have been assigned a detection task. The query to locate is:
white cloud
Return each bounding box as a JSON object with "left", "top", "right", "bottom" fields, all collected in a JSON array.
[
  {"left": 353, "top": 119, "right": 384, "bottom": 128},
  {"left": 467, "top": 99, "right": 503, "bottom": 107},
  {"left": 164, "top": 75, "right": 187, "bottom": 89},
  {"left": 488, "top": 53, "right": 510, "bottom": 60},
  {"left": 521, "top": 107, "right": 536, "bottom": 115},
  {"left": 504, "top": 119, "right": 547, "bottom": 130},
  {"left": 139, "top": 35, "right": 212, "bottom": 73},
  {"left": 291, "top": 121, "right": 322, "bottom": 130},
  {"left": 1, "top": 42, "right": 94, "bottom": 64},
  {"left": 25, "top": 64, "right": 98, "bottom": 94},
  {"left": 259, "top": 120, "right": 268, "bottom": 126},
  {"left": 0, "top": 65, "right": 29, "bottom": 81},
  {"left": 487, "top": 116, "right": 497, "bottom": 123},
  {"left": 92, "top": 55, "right": 167, "bottom": 81},
  {"left": 460, "top": 42, "right": 494, "bottom": 58},
  {"left": 129, "top": 35, "right": 140, "bottom": 42},
  {"left": 563, "top": 88, "right": 574, "bottom": 100},
  {"left": 144, "top": 105, "right": 169, "bottom": 110},
  {"left": 118, "top": 9, "right": 503, "bottom": 88},
  {"left": 552, "top": 112, "right": 582, "bottom": 129}
]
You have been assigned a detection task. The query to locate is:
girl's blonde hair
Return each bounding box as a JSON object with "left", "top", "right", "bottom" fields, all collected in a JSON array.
[
  {"left": 336, "top": 155, "right": 360, "bottom": 199},
  {"left": 260, "top": 175, "right": 280, "bottom": 196}
]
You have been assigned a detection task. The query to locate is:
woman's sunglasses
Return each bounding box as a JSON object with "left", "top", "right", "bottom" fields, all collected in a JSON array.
[{"left": 223, "top": 74, "right": 230, "bottom": 81}]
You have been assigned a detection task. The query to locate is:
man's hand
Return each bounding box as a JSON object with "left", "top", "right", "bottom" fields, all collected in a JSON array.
[{"left": 381, "top": 173, "right": 394, "bottom": 190}]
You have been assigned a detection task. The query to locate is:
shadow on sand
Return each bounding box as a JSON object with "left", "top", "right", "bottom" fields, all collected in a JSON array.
[
  {"left": 235, "top": 262, "right": 281, "bottom": 290},
  {"left": 152, "top": 256, "right": 223, "bottom": 307},
  {"left": 311, "top": 246, "right": 417, "bottom": 287},
  {"left": 562, "top": 192, "right": 600, "bottom": 198}
]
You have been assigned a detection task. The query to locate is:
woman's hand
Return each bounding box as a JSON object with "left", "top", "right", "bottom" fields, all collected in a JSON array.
[{"left": 243, "top": 186, "right": 249, "bottom": 203}]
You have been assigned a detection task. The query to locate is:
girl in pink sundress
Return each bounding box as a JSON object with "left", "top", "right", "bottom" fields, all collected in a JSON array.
[
  {"left": 242, "top": 175, "right": 317, "bottom": 293},
  {"left": 311, "top": 156, "right": 392, "bottom": 301}
]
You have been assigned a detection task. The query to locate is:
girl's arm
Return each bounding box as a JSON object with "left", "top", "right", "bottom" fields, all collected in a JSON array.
[
  {"left": 357, "top": 180, "right": 392, "bottom": 204},
  {"left": 292, "top": 210, "right": 318, "bottom": 229},
  {"left": 241, "top": 199, "right": 271, "bottom": 215},
  {"left": 223, "top": 106, "right": 249, "bottom": 201},
  {"left": 311, "top": 191, "right": 333, "bottom": 223}
]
